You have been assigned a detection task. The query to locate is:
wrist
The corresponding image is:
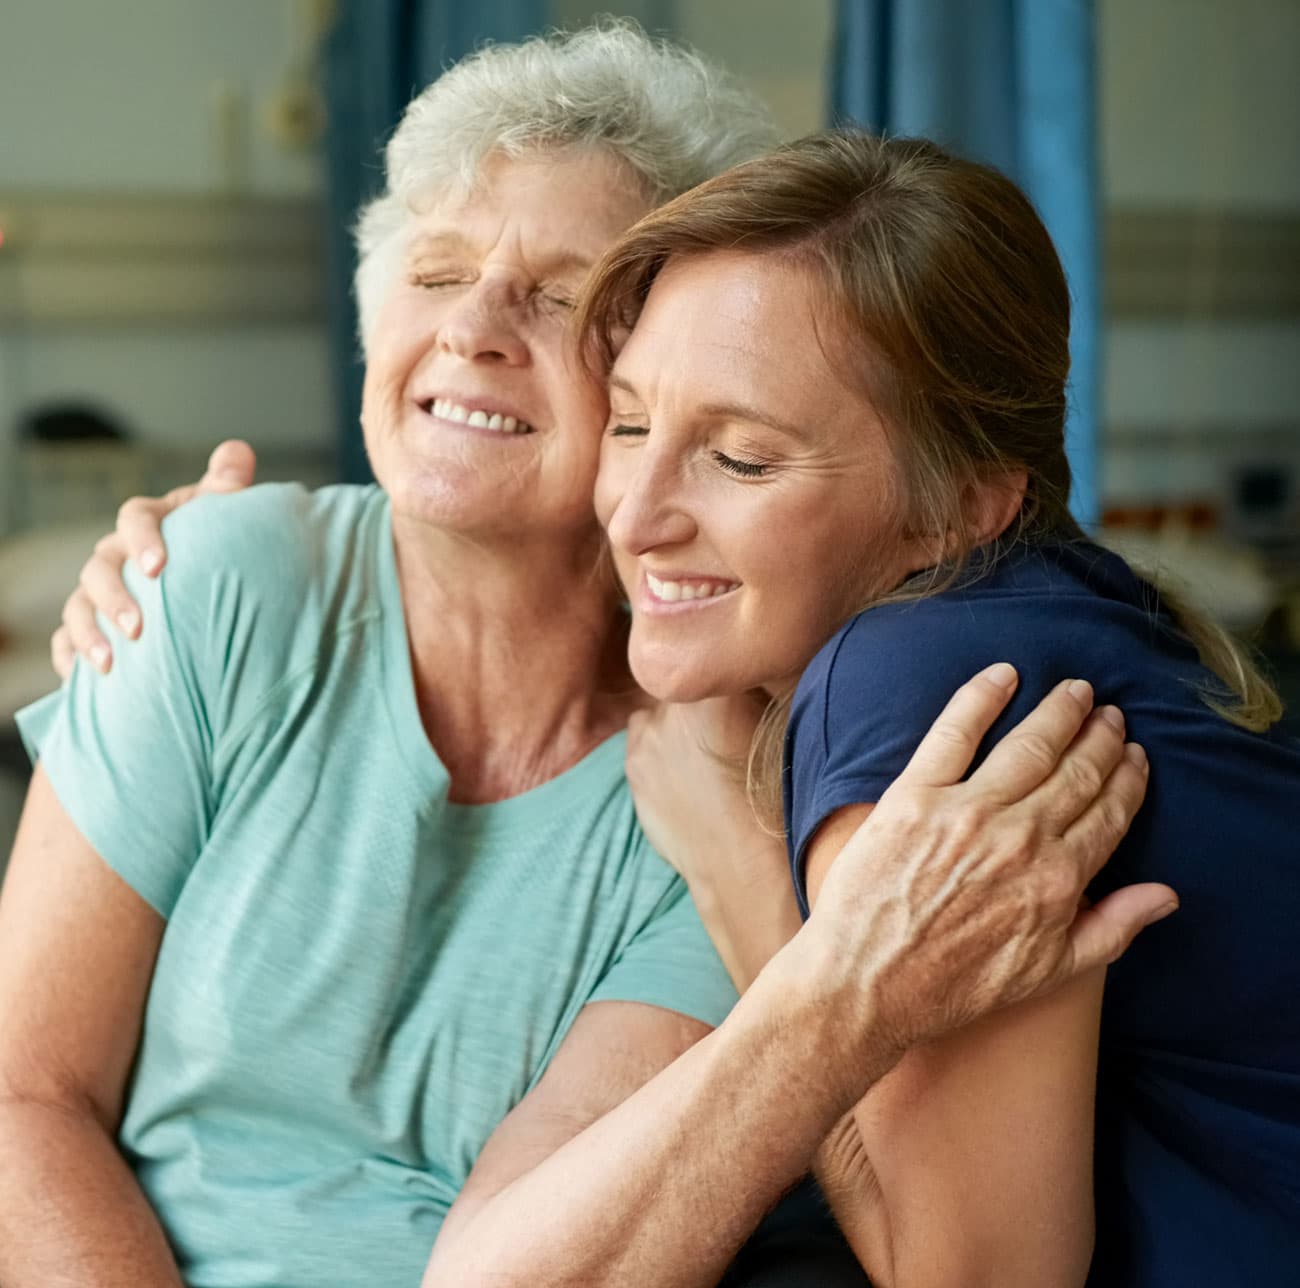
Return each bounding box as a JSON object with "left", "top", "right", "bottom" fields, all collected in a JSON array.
[{"left": 749, "top": 925, "right": 906, "bottom": 1114}]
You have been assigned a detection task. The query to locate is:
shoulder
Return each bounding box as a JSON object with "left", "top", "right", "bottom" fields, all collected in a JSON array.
[
  {"left": 130, "top": 483, "right": 390, "bottom": 726},
  {"left": 794, "top": 541, "right": 1164, "bottom": 734},
  {"left": 785, "top": 542, "right": 1163, "bottom": 843},
  {"left": 145, "top": 482, "right": 388, "bottom": 631},
  {"left": 157, "top": 482, "right": 384, "bottom": 593}
]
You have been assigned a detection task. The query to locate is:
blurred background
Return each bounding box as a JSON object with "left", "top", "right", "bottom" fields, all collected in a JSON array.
[{"left": 2, "top": 0, "right": 1298, "bottom": 857}]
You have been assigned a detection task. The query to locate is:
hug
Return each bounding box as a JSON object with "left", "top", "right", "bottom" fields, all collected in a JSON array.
[{"left": 5, "top": 21, "right": 1298, "bottom": 1288}]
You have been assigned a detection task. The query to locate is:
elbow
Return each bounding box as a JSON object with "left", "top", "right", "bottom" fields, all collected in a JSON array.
[{"left": 0, "top": 1065, "right": 118, "bottom": 1138}]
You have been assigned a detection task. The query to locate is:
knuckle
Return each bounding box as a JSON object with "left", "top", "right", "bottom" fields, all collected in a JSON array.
[
  {"left": 1100, "top": 793, "right": 1135, "bottom": 838},
  {"left": 992, "top": 818, "right": 1038, "bottom": 870},
  {"left": 1013, "top": 730, "right": 1060, "bottom": 773},
  {"left": 1041, "top": 863, "right": 1082, "bottom": 910},
  {"left": 931, "top": 719, "right": 977, "bottom": 756},
  {"left": 1064, "top": 754, "right": 1104, "bottom": 799},
  {"left": 880, "top": 787, "right": 930, "bottom": 835}
]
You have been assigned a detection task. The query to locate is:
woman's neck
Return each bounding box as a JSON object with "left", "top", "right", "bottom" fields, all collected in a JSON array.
[{"left": 391, "top": 515, "right": 639, "bottom": 803}]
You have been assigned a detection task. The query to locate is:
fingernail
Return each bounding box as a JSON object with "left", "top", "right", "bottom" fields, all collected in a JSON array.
[
  {"left": 1125, "top": 742, "right": 1148, "bottom": 771},
  {"left": 983, "top": 662, "right": 1018, "bottom": 689},
  {"left": 1098, "top": 705, "right": 1125, "bottom": 733},
  {"left": 90, "top": 643, "right": 110, "bottom": 672},
  {"left": 117, "top": 610, "right": 139, "bottom": 636},
  {"left": 140, "top": 549, "right": 163, "bottom": 575},
  {"left": 1144, "top": 900, "right": 1178, "bottom": 926},
  {"left": 1066, "top": 678, "right": 1093, "bottom": 707}
]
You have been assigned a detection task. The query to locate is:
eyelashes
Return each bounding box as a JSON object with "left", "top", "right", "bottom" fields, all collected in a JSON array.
[
  {"left": 607, "top": 426, "right": 771, "bottom": 480},
  {"left": 409, "top": 273, "right": 574, "bottom": 312},
  {"left": 712, "top": 452, "right": 769, "bottom": 478}
]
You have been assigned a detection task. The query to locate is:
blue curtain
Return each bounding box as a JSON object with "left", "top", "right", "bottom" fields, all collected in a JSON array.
[
  {"left": 830, "top": 0, "right": 1100, "bottom": 527},
  {"left": 322, "top": 0, "right": 547, "bottom": 482}
]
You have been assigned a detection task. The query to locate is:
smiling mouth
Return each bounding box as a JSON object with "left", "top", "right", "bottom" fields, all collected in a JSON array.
[
  {"left": 421, "top": 398, "right": 535, "bottom": 434},
  {"left": 645, "top": 572, "right": 740, "bottom": 604}
]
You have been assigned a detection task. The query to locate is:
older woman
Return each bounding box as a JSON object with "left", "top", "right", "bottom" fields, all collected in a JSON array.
[{"left": 25, "top": 33, "right": 1169, "bottom": 1288}]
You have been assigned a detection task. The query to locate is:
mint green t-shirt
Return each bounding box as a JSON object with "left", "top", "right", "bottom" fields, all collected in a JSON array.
[{"left": 18, "top": 483, "right": 736, "bottom": 1288}]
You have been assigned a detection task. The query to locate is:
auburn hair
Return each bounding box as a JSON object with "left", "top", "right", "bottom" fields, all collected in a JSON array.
[{"left": 577, "top": 130, "right": 1283, "bottom": 825}]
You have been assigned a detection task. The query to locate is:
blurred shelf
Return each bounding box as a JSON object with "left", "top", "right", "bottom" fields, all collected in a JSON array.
[
  {"left": 0, "top": 192, "right": 326, "bottom": 326},
  {"left": 1108, "top": 208, "right": 1300, "bottom": 319}
]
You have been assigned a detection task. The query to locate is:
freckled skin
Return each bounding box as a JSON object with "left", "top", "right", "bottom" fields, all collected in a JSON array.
[{"left": 594, "top": 251, "right": 932, "bottom": 703}]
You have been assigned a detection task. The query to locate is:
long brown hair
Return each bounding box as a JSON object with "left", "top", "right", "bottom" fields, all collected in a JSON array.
[{"left": 578, "top": 130, "right": 1283, "bottom": 824}]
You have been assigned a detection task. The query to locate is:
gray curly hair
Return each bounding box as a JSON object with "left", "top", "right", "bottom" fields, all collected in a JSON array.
[{"left": 352, "top": 18, "right": 779, "bottom": 347}]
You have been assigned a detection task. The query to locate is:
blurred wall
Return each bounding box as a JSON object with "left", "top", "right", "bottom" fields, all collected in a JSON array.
[
  {"left": 1100, "top": 0, "right": 1300, "bottom": 508},
  {"left": 554, "top": 0, "right": 834, "bottom": 139},
  {"left": 0, "top": 0, "right": 334, "bottom": 535}
]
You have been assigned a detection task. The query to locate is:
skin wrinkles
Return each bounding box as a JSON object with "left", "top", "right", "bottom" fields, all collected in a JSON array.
[
  {"left": 364, "top": 148, "right": 651, "bottom": 551},
  {"left": 596, "top": 250, "right": 931, "bottom": 703}
]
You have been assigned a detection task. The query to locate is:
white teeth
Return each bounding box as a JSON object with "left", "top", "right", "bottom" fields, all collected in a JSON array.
[
  {"left": 428, "top": 398, "right": 531, "bottom": 433},
  {"left": 647, "top": 573, "right": 738, "bottom": 604}
]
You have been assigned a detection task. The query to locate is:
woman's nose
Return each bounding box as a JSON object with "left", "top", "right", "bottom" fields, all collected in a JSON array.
[
  {"left": 605, "top": 452, "right": 697, "bottom": 556},
  {"left": 437, "top": 282, "right": 529, "bottom": 366}
]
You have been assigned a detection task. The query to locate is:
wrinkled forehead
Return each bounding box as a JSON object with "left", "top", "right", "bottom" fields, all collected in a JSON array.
[{"left": 403, "top": 145, "right": 654, "bottom": 265}]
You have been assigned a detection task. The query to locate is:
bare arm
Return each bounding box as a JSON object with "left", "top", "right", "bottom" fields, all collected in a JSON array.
[
  {"left": 423, "top": 670, "right": 1171, "bottom": 1288},
  {"left": 629, "top": 677, "right": 1165, "bottom": 1288},
  {"left": 0, "top": 768, "right": 182, "bottom": 1287},
  {"left": 806, "top": 802, "right": 1103, "bottom": 1288},
  {"left": 424, "top": 955, "right": 878, "bottom": 1288}
]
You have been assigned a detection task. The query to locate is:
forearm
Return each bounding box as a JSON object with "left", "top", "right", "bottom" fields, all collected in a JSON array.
[
  {"left": 690, "top": 837, "right": 803, "bottom": 993},
  {"left": 424, "top": 944, "right": 894, "bottom": 1288},
  {"left": 0, "top": 1099, "right": 183, "bottom": 1287}
]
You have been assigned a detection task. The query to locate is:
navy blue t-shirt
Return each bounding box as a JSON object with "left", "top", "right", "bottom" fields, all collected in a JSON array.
[{"left": 784, "top": 539, "right": 1300, "bottom": 1286}]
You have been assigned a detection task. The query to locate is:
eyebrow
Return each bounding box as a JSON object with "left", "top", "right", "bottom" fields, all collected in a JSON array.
[
  {"left": 607, "top": 374, "right": 811, "bottom": 443},
  {"left": 407, "top": 232, "right": 595, "bottom": 279}
]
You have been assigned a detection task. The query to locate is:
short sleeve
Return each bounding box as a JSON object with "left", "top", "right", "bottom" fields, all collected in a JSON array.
[
  {"left": 587, "top": 876, "right": 738, "bottom": 1028},
  {"left": 16, "top": 553, "right": 215, "bottom": 918},
  {"left": 786, "top": 594, "right": 1074, "bottom": 914}
]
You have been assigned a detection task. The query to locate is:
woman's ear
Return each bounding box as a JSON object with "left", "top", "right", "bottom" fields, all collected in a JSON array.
[{"left": 964, "top": 468, "right": 1028, "bottom": 544}]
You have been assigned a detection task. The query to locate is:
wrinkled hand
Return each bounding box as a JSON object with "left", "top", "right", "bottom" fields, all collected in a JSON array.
[
  {"left": 799, "top": 664, "right": 1173, "bottom": 1081},
  {"left": 51, "top": 440, "right": 257, "bottom": 677}
]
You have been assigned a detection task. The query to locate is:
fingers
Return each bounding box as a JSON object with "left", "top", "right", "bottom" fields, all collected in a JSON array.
[
  {"left": 79, "top": 546, "right": 143, "bottom": 642},
  {"left": 1061, "top": 742, "right": 1150, "bottom": 880},
  {"left": 118, "top": 488, "right": 194, "bottom": 576},
  {"left": 969, "top": 677, "right": 1096, "bottom": 803},
  {"left": 1063, "top": 880, "right": 1179, "bottom": 974},
  {"left": 1026, "top": 705, "right": 1129, "bottom": 832},
  {"left": 897, "top": 662, "right": 1021, "bottom": 787},
  {"left": 50, "top": 625, "right": 75, "bottom": 681},
  {"left": 61, "top": 587, "right": 112, "bottom": 674},
  {"left": 198, "top": 439, "right": 257, "bottom": 495}
]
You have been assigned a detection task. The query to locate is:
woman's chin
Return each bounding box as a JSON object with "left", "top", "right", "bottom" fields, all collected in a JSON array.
[{"left": 628, "top": 646, "right": 732, "bottom": 705}]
